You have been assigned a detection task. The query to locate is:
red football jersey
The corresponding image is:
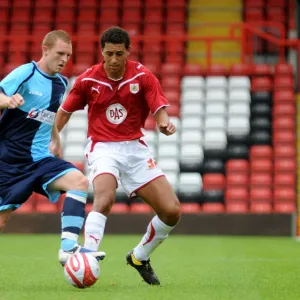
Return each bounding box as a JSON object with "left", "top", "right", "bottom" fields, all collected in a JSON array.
[{"left": 61, "top": 60, "right": 169, "bottom": 142}]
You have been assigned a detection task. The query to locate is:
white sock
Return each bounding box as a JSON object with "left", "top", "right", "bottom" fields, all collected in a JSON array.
[
  {"left": 133, "top": 215, "right": 175, "bottom": 261},
  {"left": 84, "top": 211, "right": 107, "bottom": 251}
]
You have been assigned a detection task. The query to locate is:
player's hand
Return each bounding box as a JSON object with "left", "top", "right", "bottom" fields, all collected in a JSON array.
[
  {"left": 49, "top": 140, "right": 63, "bottom": 158},
  {"left": 7, "top": 93, "right": 24, "bottom": 109},
  {"left": 157, "top": 122, "right": 176, "bottom": 136}
]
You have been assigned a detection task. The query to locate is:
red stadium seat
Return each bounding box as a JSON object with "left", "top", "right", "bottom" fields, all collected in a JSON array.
[
  {"left": 33, "top": 8, "right": 53, "bottom": 23},
  {"left": 56, "top": 0, "right": 76, "bottom": 8},
  {"left": 267, "top": 0, "right": 286, "bottom": 7},
  {"left": 183, "top": 64, "right": 206, "bottom": 76},
  {"left": 11, "top": 8, "right": 31, "bottom": 22},
  {"left": 0, "top": 0, "right": 9, "bottom": 8},
  {"left": 161, "top": 76, "right": 181, "bottom": 90},
  {"left": 144, "top": 0, "right": 163, "bottom": 9},
  {"left": 250, "top": 187, "right": 272, "bottom": 203},
  {"left": 78, "top": 9, "right": 97, "bottom": 23},
  {"left": 14, "top": 194, "right": 36, "bottom": 214},
  {"left": 201, "top": 203, "right": 225, "bottom": 213},
  {"left": 78, "top": 0, "right": 98, "bottom": 9},
  {"left": 35, "top": 194, "right": 58, "bottom": 213},
  {"left": 121, "top": 8, "right": 141, "bottom": 24},
  {"left": 274, "top": 159, "right": 296, "bottom": 174},
  {"left": 250, "top": 202, "right": 272, "bottom": 213},
  {"left": 226, "top": 202, "right": 248, "bottom": 213},
  {"left": 142, "top": 41, "right": 163, "bottom": 54},
  {"left": 273, "top": 144, "right": 296, "bottom": 158},
  {"left": 13, "top": 0, "right": 31, "bottom": 8},
  {"left": 274, "top": 76, "right": 294, "bottom": 91},
  {"left": 274, "top": 188, "right": 296, "bottom": 202},
  {"left": 143, "top": 62, "right": 161, "bottom": 77},
  {"left": 163, "top": 90, "right": 180, "bottom": 104},
  {"left": 273, "top": 103, "right": 296, "bottom": 116},
  {"left": 32, "top": 23, "right": 52, "bottom": 36},
  {"left": 166, "top": 0, "right": 186, "bottom": 9},
  {"left": 273, "top": 130, "right": 295, "bottom": 144},
  {"left": 225, "top": 187, "right": 248, "bottom": 203},
  {"left": 77, "top": 23, "right": 96, "bottom": 35},
  {"left": 202, "top": 174, "right": 225, "bottom": 190},
  {"left": 55, "top": 8, "right": 75, "bottom": 23},
  {"left": 226, "top": 159, "right": 249, "bottom": 173},
  {"left": 245, "top": 8, "right": 264, "bottom": 21},
  {"left": 180, "top": 203, "right": 201, "bottom": 213},
  {"left": 267, "top": 8, "right": 286, "bottom": 23},
  {"left": 166, "top": 23, "right": 185, "bottom": 35},
  {"left": 144, "top": 9, "right": 163, "bottom": 23},
  {"left": 244, "top": 0, "right": 264, "bottom": 8},
  {"left": 252, "top": 64, "right": 273, "bottom": 76},
  {"left": 273, "top": 90, "right": 295, "bottom": 103},
  {"left": 143, "top": 23, "right": 163, "bottom": 35},
  {"left": 250, "top": 173, "right": 272, "bottom": 186},
  {"left": 122, "top": 0, "right": 142, "bottom": 8},
  {"left": 274, "top": 63, "right": 294, "bottom": 76},
  {"left": 206, "top": 64, "right": 228, "bottom": 76},
  {"left": 161, "top": 63, "right": 182, "bottom": 76},
  {"left": 273, "top": 202, "right": 296, "bottom": 213},
  {"left": 110, "top": 203, "right": 130, "bottom": 214},
  {"left": 226, "top": 173, "right": 248, "bottom": 186},
  {"left": 166, "top": 103, "right": 180, "bottom": 117},
  {"left": 130, "top": 203, "right": 153, "bottom": 213},
  {"left": 99, "top": 9, "right": 119, "bottom": 24},
  {"left": 101, "top": 0, "right": 119, "bottom": 8},
  {"left": 273, "top": 116, "right": 295, "bottom": 130},
  {"left": 251, "top": 77, "right": 273, "bottom": 92},
  {"left": 230, "top": 63, "right": 252, "bottom": 76},
  {"left": 250, "top": 145, "right": 272, "bottom": 159},
  {"left": 166, "top": 9, "right": 185, "bottom": 23},
  {"left": 274, "top": 173, "right": 295, "bottom": 188},
  {"left": 250, "top": 159, "right": 272, "bottom": 173},
  {"left": 34, "top": 0, "right": 54, "bottom": 8}
]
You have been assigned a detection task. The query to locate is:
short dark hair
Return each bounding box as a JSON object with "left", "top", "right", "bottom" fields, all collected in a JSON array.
[{"left": 100, "top": 26, "right": 130, "bottom": 50}]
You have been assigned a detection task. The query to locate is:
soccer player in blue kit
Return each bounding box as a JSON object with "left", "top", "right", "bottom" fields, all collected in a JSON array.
[{"left": 0, "top": 30, "right": 105, "bottom": 265}]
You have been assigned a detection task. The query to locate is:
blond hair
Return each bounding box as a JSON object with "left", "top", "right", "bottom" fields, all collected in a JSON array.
[{"left": 42, "top": 30, "right": 72, "bottom": 48}]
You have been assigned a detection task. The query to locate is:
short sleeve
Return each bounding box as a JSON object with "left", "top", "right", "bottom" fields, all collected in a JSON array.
[
  {"left": 61, "top": 77, "right": 86, "bottom": 112},
  {"left": 143, "top": 72, "right": 169, "bottom": 114},
  {"left": 0, "top": 63, "right": 34, "bottom": 96}
]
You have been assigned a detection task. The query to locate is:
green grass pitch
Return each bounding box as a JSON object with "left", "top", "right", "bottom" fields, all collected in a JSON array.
[{"left": 0, "top": 235, "right": 300, "bottom": 300}]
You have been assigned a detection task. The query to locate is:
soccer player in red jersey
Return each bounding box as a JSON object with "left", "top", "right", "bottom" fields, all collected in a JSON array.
[{"left": 56, "top": 26, "right": 181, "bottom": 285}]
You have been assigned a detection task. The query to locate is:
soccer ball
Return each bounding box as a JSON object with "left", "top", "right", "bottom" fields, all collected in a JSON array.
[{"left": 64, "top": 253, "right": 100, "bottom": 288}]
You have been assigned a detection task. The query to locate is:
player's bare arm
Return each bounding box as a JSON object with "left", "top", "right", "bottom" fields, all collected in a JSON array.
[
  {"left": 0, "top": 93, "right": 24, "bottom": 109},
  {"left": 154, "top": 107, "right": 176, "bottom": 136},
  {"left": 49, "top": 123, "right": 63, "bottom": 158},
  {"left": 55, "top": 108, "right": 73, "bottom": 132}
]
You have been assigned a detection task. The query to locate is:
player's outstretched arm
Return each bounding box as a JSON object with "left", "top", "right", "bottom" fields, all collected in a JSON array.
[
  {"left": 55, "top": 108, "right": 73, "bottom": 132},
  {"left": 154, "top": 107, "right": 176, "bottom": 136},
  {"left": 0, "top": 93, "right": 24, "bottom": 109}
]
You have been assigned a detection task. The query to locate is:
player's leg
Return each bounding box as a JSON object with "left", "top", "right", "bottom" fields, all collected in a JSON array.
[
  {"left": 83, "top": 173, "right": 117, "bottom": 251},
  {"left": 47, "top": 168, "right": 89, "bottom": 252},
  {"left": 123, "top": 141, "right": 181, "bottom": 285},
  {"left": 83, "top": 152, "right": 119, "bottom": 251},
  {"left": 0, "top": 209, "right": 13, "bottom": 232}
]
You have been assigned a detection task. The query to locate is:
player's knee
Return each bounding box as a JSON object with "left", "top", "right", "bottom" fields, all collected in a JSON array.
[
  {"left": 93, "top": 191, "right": 115, "bottom": 214},
  {"left": 72, "top": 174, "right": 89, "bottom": 192},
  {"left": 0, "top": 214, "right": 10, "bottom": 232},
  {"left": 162, "top": 199, "right": 181, "bottom": 226}
]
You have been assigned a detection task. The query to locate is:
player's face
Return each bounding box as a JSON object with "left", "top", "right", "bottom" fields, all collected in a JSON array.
[
  {"left": 43, "top": 39, "right": 72, "bottom": 75},
  {"left": 102, "top": 43, "right": 129, "bottom": 78}
]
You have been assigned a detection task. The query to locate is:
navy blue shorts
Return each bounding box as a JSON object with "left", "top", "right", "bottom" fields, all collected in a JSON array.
[{"left": 0, "top": 157, "right": 78, "bottom": 211}]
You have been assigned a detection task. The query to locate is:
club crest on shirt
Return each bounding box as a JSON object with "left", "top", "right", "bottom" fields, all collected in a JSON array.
[
  {"left": 106, "top": 103, "right": 127, "bottom": 124},
  {"left": 129, "top": 83, "right": 139, "bottom": 94}
]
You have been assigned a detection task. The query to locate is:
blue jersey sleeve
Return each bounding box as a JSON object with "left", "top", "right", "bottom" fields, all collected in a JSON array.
[{"left": 0, "top": 63, "right": 35, "bottom": 96}]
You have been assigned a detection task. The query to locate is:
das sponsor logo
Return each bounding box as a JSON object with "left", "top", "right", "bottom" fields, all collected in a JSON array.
[{"left": 106, "top": 103, "right": 127, "bottom": 124}]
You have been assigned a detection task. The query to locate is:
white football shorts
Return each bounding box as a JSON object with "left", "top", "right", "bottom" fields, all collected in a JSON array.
[{"left": 84, "top": 139, "right": 165, "bottom": 198}]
